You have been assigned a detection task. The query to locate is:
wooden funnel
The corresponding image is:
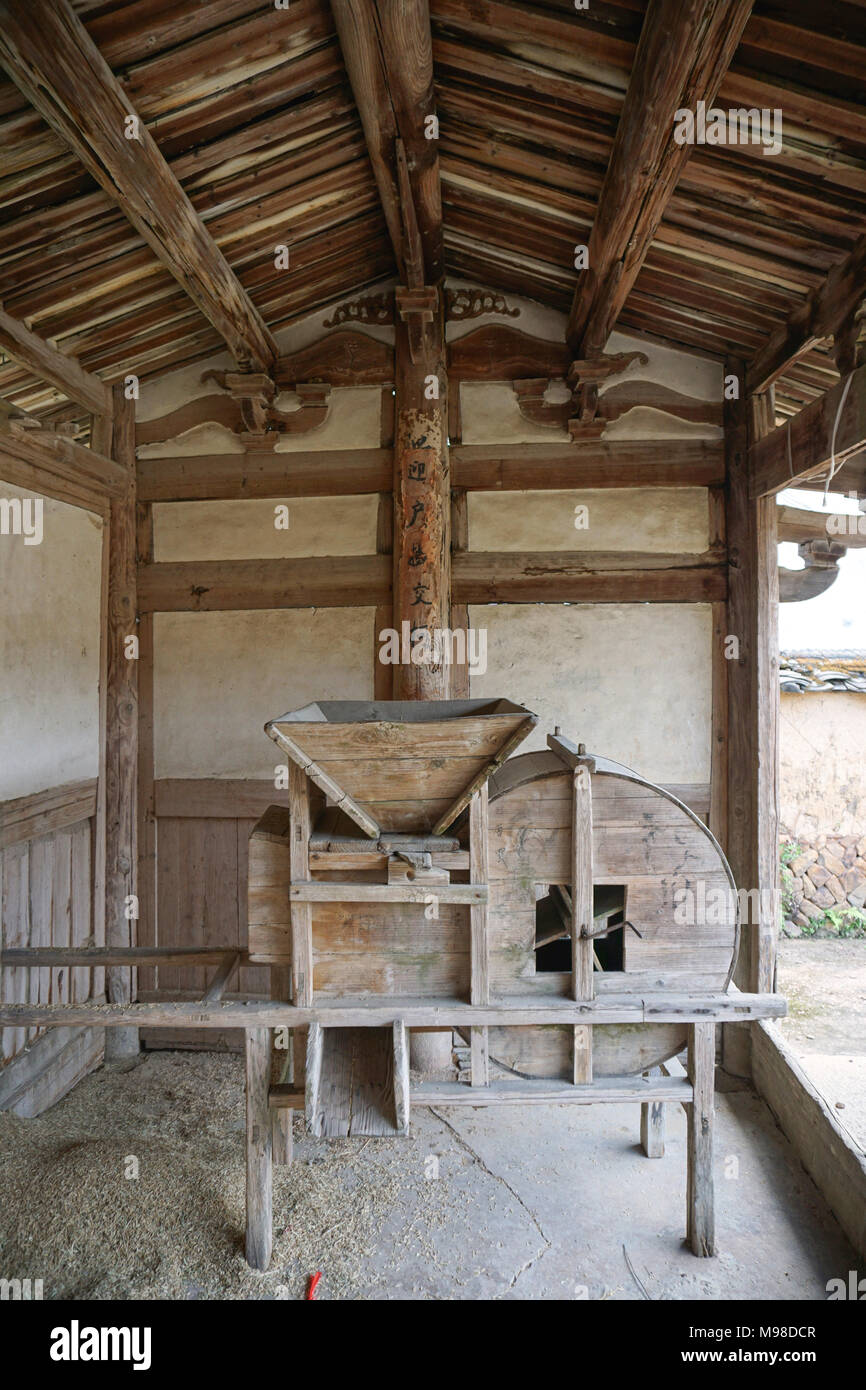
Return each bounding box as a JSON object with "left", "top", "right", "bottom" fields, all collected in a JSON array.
[{"left": 265, "top": 699, "right": 537, "bottom": 837}]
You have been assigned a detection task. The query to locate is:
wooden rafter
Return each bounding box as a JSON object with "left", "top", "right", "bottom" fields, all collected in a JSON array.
[
  {"left": 0, "top": 0, "right": 277, "bottom": 371},
  {"left": 567, "top": 0, "right": 754, "bottom": 354},
  {"left": 330, "top": 0, "right": 443, "bottom": 284},
  {"left": 747, "top": 233, "right": 866, "bottom": 394},
  {"left": 0, "top": 307, "right": 113, "bottom": 417}
]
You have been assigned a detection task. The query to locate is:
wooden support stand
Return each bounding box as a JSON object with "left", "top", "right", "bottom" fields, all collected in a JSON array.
[{"left": 245, "top": 1027, "right": 273, "bottom": 1272}]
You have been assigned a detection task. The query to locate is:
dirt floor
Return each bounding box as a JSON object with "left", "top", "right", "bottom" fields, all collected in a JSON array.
[
  {"left": 776, "top": 938, "right": 866, "bottom": 1153},
  {"left": 0, "top": 1048, "right": 856, "bottom": 1301}
]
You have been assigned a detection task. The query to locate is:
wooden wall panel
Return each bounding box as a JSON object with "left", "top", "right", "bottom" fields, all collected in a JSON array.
[
  {"left": 151, "top": 792, "right": 272, "bottom": 1001},
  {"left": 0, "top": 808, "right": 95, "bottom": 1067}
]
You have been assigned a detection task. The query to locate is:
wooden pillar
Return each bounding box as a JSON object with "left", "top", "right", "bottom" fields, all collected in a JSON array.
[
  {"left": 245, "top": 1027, "right": 273, "bottom": 1271},
  {"left": 287, "top": 761, "right": 313, "bottom": 1007},
  {"left": 723, "top": 360, "right": 780, "bottom": 1076},
  {"left": 392, "top": 291, "right": 451, "bottom": 699},
  {"left": 686, "top": 1022, "right": 716, "bottom": 1257},
  {"left": 572, "top": 764, "right": 593, "bottom": 1083},
  {"left": 95, "top": 386, "right": 139, "bottom": 1061}
]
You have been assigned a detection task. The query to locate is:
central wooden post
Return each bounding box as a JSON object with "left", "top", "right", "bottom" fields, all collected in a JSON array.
[
  {"left": 94, "top": 384, "right": 139, "bottom": 1062},
  {"left": 391, "top": 289, "right": 451, "bottom": 699}
]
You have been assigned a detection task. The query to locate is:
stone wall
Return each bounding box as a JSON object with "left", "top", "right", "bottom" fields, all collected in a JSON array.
[{"left": 782, "top": 835, "right": 866, "bottom": 936}]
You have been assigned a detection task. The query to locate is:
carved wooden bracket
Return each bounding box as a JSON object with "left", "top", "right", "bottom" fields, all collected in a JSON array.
[
  {"left": 136, "top": 371, "right": 331, "bottom": 448},
  {"left": 511, "top": 352, "right": 724, "bottom": 441},
  {"left": 396, "top": 286, "right": 439, "bottom": 364},
  {"left": 445, "top": 288, "right": 519, "bottom": 321},
  {"left": 511, "top": 350, "right": 648, "bottom": 437},
  {"left": 323, "top": 293, "right": 393, "bottom": 328},
  {"left": 566, "top": 351, "right": 649, "bottom": 435}
]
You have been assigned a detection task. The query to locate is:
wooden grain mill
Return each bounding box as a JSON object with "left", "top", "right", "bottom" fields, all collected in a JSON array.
[{"left": 244, "top": 698, "right": 771, "bottom": 1271}]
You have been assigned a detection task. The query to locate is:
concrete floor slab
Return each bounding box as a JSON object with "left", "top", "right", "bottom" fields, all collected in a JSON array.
[{"left": 0, "top": 1052, "right": 857, "bottom": 1300}]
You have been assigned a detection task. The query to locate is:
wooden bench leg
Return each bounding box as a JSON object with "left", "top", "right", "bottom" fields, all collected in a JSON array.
[
  {"left": 246, "top": 1027, "right": 273, "bottom": 1271},
  {"left": 270, "top": 967, "right": 293, "bottom": 1166},
  {"left": 640, "top": 1067, "right": 665, "bottom": 1157},
  {"left": 686, "top": 1022, "right": 716, "bottom": 1256}
]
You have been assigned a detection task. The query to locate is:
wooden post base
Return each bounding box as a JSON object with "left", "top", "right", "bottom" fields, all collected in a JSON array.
[
  {"left": 245, "top": 1027, "right": 273, "bottom": 1271},
  {"left": 686, "top": 1022, "right": 716, "bottom": 1256}
]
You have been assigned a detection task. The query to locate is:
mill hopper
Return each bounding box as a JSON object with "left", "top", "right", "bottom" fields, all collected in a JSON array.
[{"left": 265, "top": 698, "right": 537, "bottom": 837}]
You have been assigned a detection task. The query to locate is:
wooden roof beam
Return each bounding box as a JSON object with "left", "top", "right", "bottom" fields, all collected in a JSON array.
[
  {"left": 0, "top": 307, "right": 113, "bottom": 418},
  {"left": 330, "top": 0, "right": 443, "bottom": 285},
  {"left": 750, "top": 361, "right": 866, "bottom": 499},
  {"left": 0, "top": 0, "right": 277, "bottom": 372},
  {"left": 747, "top": 233, "right": 866, "bottom": 395},
  {"left": 567, "top": 0, "right": 754, "bottom": 355}
]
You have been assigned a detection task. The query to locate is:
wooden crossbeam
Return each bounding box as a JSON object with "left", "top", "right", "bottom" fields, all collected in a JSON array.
[
  {"left": 330, "top": 0, "right": 443, "bottom": 284},
  {"left": 0, "top": 992, "right": 788, "bottom": 1029},
  {"left": 0, "top": 0, "right": 277, "bottom": 371},
  {"left": 747, "top": 233, "right": 866, "bottom": 394},
  {"left": 412, "top": 1076, "right": 694, "bottom": 1106},
  {"left": 777, "top": 503, "right": 866, "bottom": 549},
  {"left": 749, "top": 361, "right": 866, "bottom": 498},
  {"left": 1, "top": 947, "right": 249, "bottom": 967},
  {"left": 0, "top": 425, "right": 126, "bottom": 509},
  {"left": 452, "top": 551, "right": 727, "bottom": 604},
  {"left": 567, "top": 0, "right": 753, "bottom": 354},
  {"left": 136, "top": 551, "right": 725, "bottom": 611},
  {"left": 0, "top": 307, "right": 112, "bottom": 417},
  {"left": 136, "top": 440, "right": 724, "bottom": 503},
  {"left": 137, "top": 555, "right": 391, "bottom": 613}
]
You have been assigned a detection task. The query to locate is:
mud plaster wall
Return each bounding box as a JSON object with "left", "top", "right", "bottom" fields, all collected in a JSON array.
[
  {"left": 469, "top": 604, "right": 712, "bottom": 784},
  {"left": 144, "top": 289, "right": 714, "bottom": 785},
  {"left": 780, "top": 692, "right": 866, "bottom": 838},
  {"left": 0, "top": 485, "right": 102, "bottom": 800},
  {"left": 153, "top": 609, "right": 374, "bottom": 779}
]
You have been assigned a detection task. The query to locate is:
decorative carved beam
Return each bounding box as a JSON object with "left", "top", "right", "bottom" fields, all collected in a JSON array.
[
  {"left": 0, "top": 0, "right": 277, "bottom": 371},
  {"left": 567, "top": 0, "right": 754, "bottom": 355},
  {"left": 330, "top": 0, "right": 443, "bottom": 284}
]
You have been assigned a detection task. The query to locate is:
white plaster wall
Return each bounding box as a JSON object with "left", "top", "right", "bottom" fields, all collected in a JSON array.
[
  {"left": 469, "top": 604, "right": 713, "bottom": 784},
  {"left": 153, "top": 609, "right": 374, "bottom": 778},
  {"left": 780, "top": 692, "right": 866, "bottom": 838},
  {"left": 449, "top": 287, "right": 723, "bottom": 447},
  {"left": 468, "top": 488, "right": 708, "bottom": 553},
  {"left": 154, "top": 495, "right": 378, "bottom": 560},
  {"left": 137, "top": 385, "right": 382, "bottom": 458},
  {"left": 0, "top": 485, "right": 102, "bottom": 800}
]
